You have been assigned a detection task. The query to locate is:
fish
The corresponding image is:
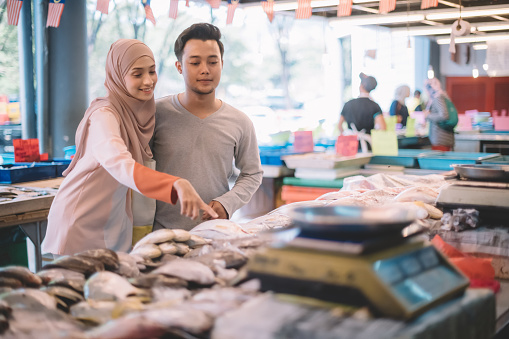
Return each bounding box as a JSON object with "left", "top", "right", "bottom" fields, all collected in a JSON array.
[
  {"left": 172, "top": 229, "right": 191, "bottom": 242},
  {"left": 70, "top": 300, "right": 116, "bottom": 325},
  {"left": 185, "top": 234, "right": 211, "bottom": 248},
  {"left": 130, "top": 244, "right": 162, "bottom": 260},
  {"left": 41, "top": 255, "right": 105, "bottom": 277},
  {"left": 76, "top": 249, "right": 120, "bottom": 271},
  {"left": 0, "top": 277, "right": 23, "bottom": 289},
  {"left": 190, "top": 220, "right": 249, "bottom": 240},
  {"left": 114, "top": 252, "right": 140, "bottom": 278},
  {"left": 41, "top": 286, "right": 85, "bottom": 311},
  {"left": 0, "top": 299, "right": 12, "bottom": 317},
  {"left": 151, "top": 287, "right": 191, "bottom": 304},
  {"left": 152, "top": 259, "right": 215, "bottom": 286},
  {"left": 0, "top": 313, "right": 8, "bottom": 334},
  {"left": 0, "top": 288, "right": 57, "bottom": 310},
  {"left": 128, "top": 274, "right": 187, "bottom": 289},
  {"left": 3, "top": 305, "right": 86, "bottom": 338},
  {"left": 37, "top": 268, "right": 86, "bottom": 293},
  {"left": 192, "top": 250, "right": 248, "bottom": 270},
  {"left": 132, "top": 229, "right": 175, "bottom": 250},
  {"left": 175, "top": 243, "right": 190, "bottom": 256},
  {"left": 0, "top": 266, "right": 43, "bottom": 287},
  {"left": 158, "top": 242, "right": 178, "bottom": 255},
  {"left": 84, "top": 271, "right": 144, "bottom": 302},
  {"left": 86, "top": 305, "right": 212, "bottom": 338}
]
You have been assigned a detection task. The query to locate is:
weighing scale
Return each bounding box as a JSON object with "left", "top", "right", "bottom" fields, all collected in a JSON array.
[
  {"left": 437, "top": 164, "right": 509, "bottom": 221},
  {"left": 248, "top": 205, "right": 470, "bottom": 320}
]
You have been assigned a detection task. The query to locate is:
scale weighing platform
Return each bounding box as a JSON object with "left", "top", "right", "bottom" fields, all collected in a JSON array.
[
  {"left": 437, "top": 164, "right": 509, "bottom": 221},
  {"left": 249, "top": 205, "right": 470, "bottom": 320}
]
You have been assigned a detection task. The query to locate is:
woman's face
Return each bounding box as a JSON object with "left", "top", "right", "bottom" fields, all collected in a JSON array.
[{"left": 124, "top": 56, "right": 157, "bottom": 101}]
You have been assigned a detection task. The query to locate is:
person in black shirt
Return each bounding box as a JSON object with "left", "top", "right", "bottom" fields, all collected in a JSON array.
[{"left": 338, "top": 73, "right": 386, "bottom": 134}]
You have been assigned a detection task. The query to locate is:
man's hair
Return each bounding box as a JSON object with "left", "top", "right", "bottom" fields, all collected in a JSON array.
[
  {"left": 174, "top": 23, "right": 224, "bottom": 62},
  {"left": 414, "top": 90, "right": 421, "bottom": 96}
]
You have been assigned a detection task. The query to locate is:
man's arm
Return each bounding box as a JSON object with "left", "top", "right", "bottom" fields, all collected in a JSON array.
[
  {"left": 338, "top": 115, "right": 345, "bottom": 134},
  {"left": 207, "top": 117, "right": 263, "bottom": 219},
  {"left": 374, "top": 113, "right": 387, "bottom": 130}
]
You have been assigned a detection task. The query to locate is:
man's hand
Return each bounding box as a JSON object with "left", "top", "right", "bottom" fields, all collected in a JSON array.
[
  {"left": 173, "top": 179, "right": 218, "bottom": 220},
  {"left": 202, "top": 200, "right": 228, "bottom": 221}
]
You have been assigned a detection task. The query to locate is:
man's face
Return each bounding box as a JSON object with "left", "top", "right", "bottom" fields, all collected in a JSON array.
[{"left": 176, "top": 39, "right": 223, "bottom": 96}]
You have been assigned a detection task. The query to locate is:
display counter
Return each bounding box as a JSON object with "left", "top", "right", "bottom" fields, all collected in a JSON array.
[
  {"left": 455, "top": 132, "right": 509, "bottom": 155},
  {"left": 0, "top": 177, "right": 62, "bottom": 271}
]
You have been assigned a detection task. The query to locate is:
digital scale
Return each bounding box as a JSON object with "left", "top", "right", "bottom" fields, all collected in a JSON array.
[
  {"left": 249, "top": 205, "right": 470, "bottom": 320},
  {"left": 437, "top": 164, "right": 509, "bottom": 222}
]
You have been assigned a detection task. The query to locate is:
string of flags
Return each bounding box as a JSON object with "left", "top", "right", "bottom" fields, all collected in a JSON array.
[{"left": 6, "top": 0, "right": 442, "bottom": 28}]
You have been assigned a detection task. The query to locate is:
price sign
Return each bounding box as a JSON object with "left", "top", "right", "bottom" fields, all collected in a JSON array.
[
  {"left": 493, "top": 116, "right": 509, "bottom": 131},
  {"left": 293, "top": 131, "right": 314, "bottom": 153},
  {"left": 335, "top": 135, "right": 358, "bottom": 156},
  {"left": 457, "top": 115, "right": 473, "bottom": 131},
  {"left": 405, "top": 118, "right": 416, "bottom": 137},
  {"left": 13, "top": 139, "right": 41, "bottom": 162},
  {"left": 371, "top": 130, "right": 398, "bottom": 156},
  {"left": 385, "top": 116, "right": 397, "bottom": 131}
]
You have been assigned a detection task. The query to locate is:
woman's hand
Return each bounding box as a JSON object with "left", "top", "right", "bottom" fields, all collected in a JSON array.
[{"left": 173, "top": 179, "right": 218, "bottom": 220}]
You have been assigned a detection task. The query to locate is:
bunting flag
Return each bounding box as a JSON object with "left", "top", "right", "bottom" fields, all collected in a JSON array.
[
  {"left": 169, "top": 0, "right": 178, "bottom": 19},
  {"left": 261, "top": 0, "right": 274, "bottom": 23},
  {"left": 295, "top": 0, "right": 312, "bottom": 19},
  {"left": 421, "top": 0, "right": 438, "bottom": 9},
  {"left": 206, "top": 0, "right": 221, "bottom": 8},
  {"left": 378, "top": 0, "right": 396, "bottom": 14},
  {"left": 337, "top": 0, "right": 352, "bottom": 17},
  {"left": 96, "top": 0, "right": 110, "bottom": 14},
  {"left": 46, "top": 0, "right": 65, "bottom": 28},
  {"left": 7, "top": 0, "right": 23, "bottom": 26},
  {"left": 141, "top": 0, "right": 156, "bottom": 25},
  {"left": 226, "top": 0, "right": 239, "bottom": 25}
]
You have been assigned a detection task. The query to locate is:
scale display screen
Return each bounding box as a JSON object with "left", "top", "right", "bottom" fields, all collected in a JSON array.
[{"left": 373, "top": 246, "right": 467, "bottom": 311}]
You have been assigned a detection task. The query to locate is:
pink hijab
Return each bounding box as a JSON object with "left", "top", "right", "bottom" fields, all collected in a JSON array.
[{"left": 64, "top": 39, "right": 155, "bottom": 176}]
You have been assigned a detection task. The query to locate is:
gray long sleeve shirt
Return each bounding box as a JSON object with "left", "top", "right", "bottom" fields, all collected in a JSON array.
[{"left": 151, "top": 94, "right": 263, "bottom": 230}]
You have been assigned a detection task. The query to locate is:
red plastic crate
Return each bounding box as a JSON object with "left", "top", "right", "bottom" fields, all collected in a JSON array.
[{"left": 281, "top": 185, "right": 338, "bottom": 204}]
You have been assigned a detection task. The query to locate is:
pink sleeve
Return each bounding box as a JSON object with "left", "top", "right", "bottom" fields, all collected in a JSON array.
[{"left": 89, "top": 108, "right": 179, "bottom": 205}]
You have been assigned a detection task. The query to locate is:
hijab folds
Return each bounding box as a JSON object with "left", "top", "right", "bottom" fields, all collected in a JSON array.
[{"left": 64, "top": 39, "right": 155, "bottom": 176}]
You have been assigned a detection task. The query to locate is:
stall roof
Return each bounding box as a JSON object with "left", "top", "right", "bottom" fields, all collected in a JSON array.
[{"left": 239, "top": 0, "right": 509, "bottom": 39}]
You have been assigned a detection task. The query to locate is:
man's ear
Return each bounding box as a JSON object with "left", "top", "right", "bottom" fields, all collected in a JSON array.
[{"left": 175, "top": 61, "right": 182, "bottom": 74}]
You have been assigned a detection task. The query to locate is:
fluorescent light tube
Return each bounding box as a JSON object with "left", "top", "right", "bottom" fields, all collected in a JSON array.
[
  {"left": 330, "top": 13, "right": 424, "bottom": 26},
  {"left": 436, "top": 33, "right": 509, "bottom": 44},
  {"left": 426, "top": 6, "right": 509, "bottom": 20}
]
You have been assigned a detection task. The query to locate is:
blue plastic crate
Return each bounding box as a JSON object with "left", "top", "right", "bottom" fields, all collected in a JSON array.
[
  {"left": 260, "top": 149, "right": 304, "bottom": 166},
  {"left": 369, "top": 149, "right": 442, "bottom": 168},
  {"left": 417, "top": 152, "right": 501, "bottom": 170},
  {"left": 1, "top": 153, "right": 15, "bottom": 165},
  {"left": 43, "top": 158, "right": 72, "bottom": 176},
  {"left": 0, "top": 163, "right": 57, "bottom": 184}
]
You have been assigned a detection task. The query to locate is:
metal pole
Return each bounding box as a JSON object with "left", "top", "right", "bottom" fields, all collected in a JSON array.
[
  {"left": 18, "top": 0, "right": 37, "bottom": 139},
  {"left": 47, "top": 0, "right": 88, "bottom": 158},
  {"left": 34, "top": 0, "right": 49, "bottom": 155}
]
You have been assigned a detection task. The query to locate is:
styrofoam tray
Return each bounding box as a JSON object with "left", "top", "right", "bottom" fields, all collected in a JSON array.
[{"left": 282, "top": 153, "right": 372, "bottom": 169}]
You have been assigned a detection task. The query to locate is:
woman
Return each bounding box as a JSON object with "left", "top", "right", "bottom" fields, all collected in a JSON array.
[
  {"left": 42, "top": 39, "right": 217, "bottom": 256},
  {"left": 424, "top": 78, "right": 455, "bottom": 151},
  {"left": 389, "top": 85, "right": 410, "bottom": 127}
]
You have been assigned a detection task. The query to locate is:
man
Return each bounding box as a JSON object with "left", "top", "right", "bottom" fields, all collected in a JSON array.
[
  {"left": 151, "top": 23, "right": 263, "bottom": 230},
  {"left": 338, "top": 72, "right": 386, "bottom": 134}
]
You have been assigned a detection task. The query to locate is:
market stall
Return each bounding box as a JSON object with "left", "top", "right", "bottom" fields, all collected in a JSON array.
[{"left": 0, "top": 169, "right": 507, "bottom": 338}]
